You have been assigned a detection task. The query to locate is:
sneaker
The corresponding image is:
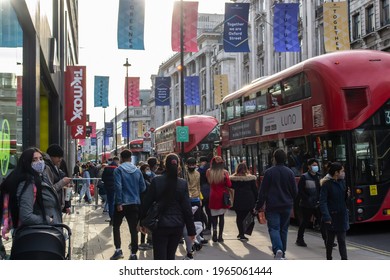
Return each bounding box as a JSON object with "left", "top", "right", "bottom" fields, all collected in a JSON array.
[
  {"left": 110, "top": 249, "right": 124, "bottom": 260},
  {"left": 183, "top": 253, "right": 194, "bottom": 260},
  {"left": 274, "top": 249, "right": 284, "bottom": 260},
  {"left": 202, "top": 229, "right": 211, "bottom": 235},
  {"left": 129, "top": 254, "right": 137, "bottom": 260},
  {"left": 295, "top": 239, "right": 307, "bottom": 247},
  {"left": 139, "top": 243, "right": 152, "bottom": 251}
]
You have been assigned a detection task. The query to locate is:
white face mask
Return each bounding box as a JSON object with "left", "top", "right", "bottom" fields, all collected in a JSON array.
[{"left": 31, "top": 160, "right": 45, "bottom": 174}]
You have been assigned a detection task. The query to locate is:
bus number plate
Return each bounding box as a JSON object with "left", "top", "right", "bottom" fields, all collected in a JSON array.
[{"left": 369, "top": 185, "right": 378, "bottom": 196}]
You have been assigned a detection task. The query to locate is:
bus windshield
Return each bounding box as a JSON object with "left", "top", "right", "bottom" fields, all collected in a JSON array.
[{"left": 352, "top": 100, "right": 390, "bottom": 185}]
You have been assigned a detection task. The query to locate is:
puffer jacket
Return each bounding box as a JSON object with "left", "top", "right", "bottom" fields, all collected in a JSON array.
[
  {"left": 140, "top": 173, "right": 196, "bottom": 236},
  {"left": 297, "top": 172, "right": 321, "bottom": 208},
  {"left": 229, "top": 174, "right": 258, "bottom": 211}
]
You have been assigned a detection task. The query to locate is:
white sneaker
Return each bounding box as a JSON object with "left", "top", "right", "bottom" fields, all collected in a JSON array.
[{"left": 274, "top": 250, "right": 284, "bottom": 260}]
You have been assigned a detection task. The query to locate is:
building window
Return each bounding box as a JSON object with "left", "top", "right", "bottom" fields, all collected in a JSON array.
[
  {"left": 352, "top": 13, "right": 361, "bottom": 40},
  {"left": 381, "top": 0, "right": 390, "bottom": 26},
  {"left": 366, "top": 5, "right": 375, "bottom": 33}
]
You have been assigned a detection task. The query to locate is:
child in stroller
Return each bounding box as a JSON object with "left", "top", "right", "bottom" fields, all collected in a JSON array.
[{"left": 182, "top": 206, "right": 205, "bottom": 260}]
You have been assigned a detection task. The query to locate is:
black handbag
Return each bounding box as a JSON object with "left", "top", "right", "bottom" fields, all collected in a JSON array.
[
  {"left": 223, "top": 192, "right": 231, "bottom": 207},
  {"left": 141, "top": 201, "right": 160, "bottom": 232}
]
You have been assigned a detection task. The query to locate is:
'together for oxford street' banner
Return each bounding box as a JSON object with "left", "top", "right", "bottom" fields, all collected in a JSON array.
[
  {"left": 273, "top": 3, "right": 300, "bottom": 52},
  {"left": 117, "top": 0, "right": 145, "bottom": 50},
  {"left": 155, "top": 77, "right": 171, "bottom": 106},
  {"left": 323, "top": 1, "right": 350, "bottom": 52},
  {"left": 94, "top": 76, "right": 109, "bottom": 108},
  {"left": 171, "top": 1, "right": 199, "bottom": 52},
  {"left": 223, "top": 3, "right": 250, "bottom": 53}
]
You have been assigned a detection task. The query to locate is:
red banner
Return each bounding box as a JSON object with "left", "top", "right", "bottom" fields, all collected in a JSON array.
[
  {"left": 16, "top": 76, "right": 22, "bottom": 106},
  {"left": 71, "top": 124, "right": 86, "bottom": 139},
  {"left": 171, "top": 1, "right": 198, "bottom": 52},
  {"left": 89, "top": 122, "right": 96, "bottom": 137},
  {"left": 124, "top": 77, "right": 140, "bottom": 106},
  {"left": 65, "top": 66, "right": 87, "bottom": 126}
]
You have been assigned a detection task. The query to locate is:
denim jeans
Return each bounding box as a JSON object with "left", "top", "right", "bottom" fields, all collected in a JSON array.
[{"left": 266, "top": 208, "right": 292, "bottom": 256}]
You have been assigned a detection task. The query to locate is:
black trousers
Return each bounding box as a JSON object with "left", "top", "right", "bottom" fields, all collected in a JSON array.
[
  {"left": 326, "top": 230, "right": 347, "bottom": 260},
  {"left": 297, "top": 206, "right": 327, "bottom": 241},
  {"left": 152, "top": 227, "right": 183, "bottom": 260},
  {"left": 235, "top": 209, "right": 250, "bottom": 237},
  {"left": 112, "top": 204, "right": 139, "bottom": 254}
]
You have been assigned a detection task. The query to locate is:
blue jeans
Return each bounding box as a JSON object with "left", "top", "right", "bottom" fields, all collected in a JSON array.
[{"left": 266, "top": 208, "right": 292, "bottom": 256}]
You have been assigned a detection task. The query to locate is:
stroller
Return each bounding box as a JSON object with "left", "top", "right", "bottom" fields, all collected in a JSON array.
[
  {"left": 183, "top": 206, "right": 205, "bottom": 257},
  {"left": 10, "top": 224, "right": 72, "bottom": 260}
]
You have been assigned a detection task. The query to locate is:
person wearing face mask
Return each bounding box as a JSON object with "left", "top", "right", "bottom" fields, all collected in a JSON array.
[
  {"left": 295, "top": 158, "right": 325, "bottom": 247},
  {"left": 14, "top": 148, "right": 63, "bottom": 227},
  {"left": 319, "top": 162, "right": 349, "bottom": 260}
]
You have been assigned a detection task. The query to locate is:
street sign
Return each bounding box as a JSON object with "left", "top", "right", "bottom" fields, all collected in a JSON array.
[
  {"left": 176, "top": 126, "right": 189, "bottom": 142},
  {"left": 144, "top": 132, "right": 150, "bottom": 138}
]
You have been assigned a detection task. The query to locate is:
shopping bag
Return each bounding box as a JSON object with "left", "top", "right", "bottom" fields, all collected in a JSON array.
[
  {"left": 243, "top": 212, "right": 255, "bottom": 235},
  {"left": 257, "top": 211, "right": 267, "bottom": 224}
]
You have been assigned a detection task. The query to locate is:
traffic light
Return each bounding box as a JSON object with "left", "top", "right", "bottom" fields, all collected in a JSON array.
[{"left": 78, "top": 145, "right": 82, "bottom": 152}]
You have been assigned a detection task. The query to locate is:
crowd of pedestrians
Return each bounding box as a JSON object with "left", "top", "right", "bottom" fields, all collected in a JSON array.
[{"left": 0, "top": 145, "right": 351, "bottom": 261}]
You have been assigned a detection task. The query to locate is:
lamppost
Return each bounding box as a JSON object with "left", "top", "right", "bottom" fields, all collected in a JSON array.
[
  {"left": 180, "top": 0, "right": 185, "bottom": 161},
  {"left": 123, "top": 58, "right": 131, "bottom": 149}
]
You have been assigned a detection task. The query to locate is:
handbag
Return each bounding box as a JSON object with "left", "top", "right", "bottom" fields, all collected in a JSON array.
[
  {"left": 243, "top": 212, "right": 255, "bottom": 235},
  {"left": 257, "top": 211, "right": 267, "bottom": 224},
  {"left": 222, "top": 192, "right": 231, "bottom": 207},
  {"left": 141, "top": 201, "right": 160, "bottom": 232}
]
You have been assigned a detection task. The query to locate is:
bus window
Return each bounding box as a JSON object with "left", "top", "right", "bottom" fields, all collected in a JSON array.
[
  {"left": 256, "top": 89, "right": 268, "bottom": 111},
  {"left": 227, "top": 101, "right": 234, "bottom": 120},
  {"left": 244, "top": 96, "right": 256, "bottom": 115},
  {"left": 268, "top": 83, "right": 282, "bottom": 107},
  {"left": 234, "top": 99, "right": 242, "bottom": 118}
]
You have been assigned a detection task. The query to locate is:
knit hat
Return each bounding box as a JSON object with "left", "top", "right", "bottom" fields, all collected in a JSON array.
[{"left": 47, "top": 144, "right": 64, "bottom": 157}]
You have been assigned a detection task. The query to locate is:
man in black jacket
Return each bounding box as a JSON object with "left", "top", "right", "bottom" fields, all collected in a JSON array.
[{"left": 101, "top": 156, "right": 119, "bottom": 224}]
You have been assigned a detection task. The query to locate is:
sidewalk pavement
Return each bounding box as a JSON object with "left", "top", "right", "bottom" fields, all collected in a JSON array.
[{"left": 64, "top": 203, "right": 390, "bottom": 260}]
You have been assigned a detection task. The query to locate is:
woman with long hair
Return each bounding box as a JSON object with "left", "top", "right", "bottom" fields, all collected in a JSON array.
[
  {"left": 10, "top": 147, "right": 62, "bottom": 228},
  {"left": 230, "top": 162, "right": 257, "bottom": 241},
  {"left": 206, "top": 156, "right": 232, "bottom": 242},
  {"left": 140, "top": 153, "right": 195, "bottom": 260}
]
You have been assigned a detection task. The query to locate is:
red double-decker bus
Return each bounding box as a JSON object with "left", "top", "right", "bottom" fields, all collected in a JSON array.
[
  {"left": 220, "top": 50, "right": 390, "bottom": 224},
  {"left": 154, "top": 115, "right": 220, "bottom": 162}
]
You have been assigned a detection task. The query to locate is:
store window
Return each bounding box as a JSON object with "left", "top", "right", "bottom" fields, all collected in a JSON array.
[{"left": 0, "top": 1, "right": 24, "bottom": 180}]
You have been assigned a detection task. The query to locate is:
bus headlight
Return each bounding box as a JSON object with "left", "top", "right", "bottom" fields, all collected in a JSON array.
[
  {"left": 356, "top": 198, "right": 363, "bottom": 204},
  {"left": 357, "top": 208, "right": 364, "bottom": 214}
]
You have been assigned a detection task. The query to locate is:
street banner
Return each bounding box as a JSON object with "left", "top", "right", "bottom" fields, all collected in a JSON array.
[
  {"left": 122, "top": 121, "right": 129, "bottom": 140},
  {"left": 137, "top": 121, "right": 143, "bottom": 138},
  {"left": 117, "top": 0, "right": 145, "bottom": 50},
  {"left": 124, "top": 77, "right": 140, "bottom": 106},
  {"left": 214, "top": 74, "right": 229, "bottom": 104},
  {"left": 171, "top": 1, "right": 198, "bottom": 52},
  {"left": 223, "top": 3, "right": 250, "bottom": 52},
  {"left": 155, "top": 77, "right": 171, "bottom": 106},
  {"left": 16, "top": 76, "right": 22, "bottom": 107},
  {"left": 89, "top": 122, "right": 96, "bottom": 137},
  {"left": 94, "top": 76, "right": 109, "bottom": 108},
  {"left": 71, "top": 124, "right": 86, "bottom": 139},
  {"left": 65, "top": 66, "right": 87, "bottom": 126},
  {"left": 324, "top": 1, "right": 350, "bottom": 52},
  {"left": 273, "top": 3, "right": 300, "bottom": 52},
  {"left": 90, "top": 137, "right": 97, "bottom": 146},
  {"left": 104, "top": 135, "right": 110, "bottom": 146},
  {"left": 0, "top": 1, "right": 23, "bottom": 47},
  {"left": 105, "top": 122, "right": 114, "bottom": 137},
  {"left": 184, "top": 76, "right": 200, "bottom": 106},
  {"left": 78, "top": 139, "right": 86, "bottom": 146}
]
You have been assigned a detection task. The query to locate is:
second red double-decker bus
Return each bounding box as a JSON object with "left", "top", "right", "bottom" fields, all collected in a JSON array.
[
  {"left": 220, "top": 49, "right": 390, "bottom": 224},
  {"left": 154, "top": 115, "right": 220, "bottom": 162}
]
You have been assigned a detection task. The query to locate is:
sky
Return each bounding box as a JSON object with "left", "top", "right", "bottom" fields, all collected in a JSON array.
[{"left": 78, "top": 0, "right": 229, "bottom": 129}]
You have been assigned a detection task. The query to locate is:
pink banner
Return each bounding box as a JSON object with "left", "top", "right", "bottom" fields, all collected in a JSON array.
[
  {"left": 124, "top": 77, "right": 140, "bottom": 106},
  {"left": 71, "top": 124, "right": 86, "bottom": 139},
  {"left": 89, "top": 122, "right": 97, "bottom": 137},
  {"left": 78, "top": 139, "right": 86, "bottom": 146},
  {"left": 171, "top": 1, "right": 198, "bottom": 52},
  {"left": 16, "top": 76, "right": 23, "bottom": 106}
]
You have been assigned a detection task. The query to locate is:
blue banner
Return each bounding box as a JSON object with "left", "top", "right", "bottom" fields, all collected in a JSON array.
[
  {"left": 90, "top": 137, "right": 97, "bottom": 146},
  {"left": 223, "top": 3, "right": 250, "bottom": 53},
  {"left": 273, "top": 3, "right": 300, "bottom": 52},
  {"left": 0, "top": 1, "right": 23, "bottom": 47},
  {"left": 94, "top": 76, "right": 109, "bottom": 108},
  {"left": 104, "top": 136, "right": 110, "bottom": 146},
  {"left": 105, "top": 122, "right": 114, "bottom": 137},
  {"left": 122, "top": 122, "right": 129, "bottom": 139},
  {"left": 155, "top": 77, "right": 171, "bottom": 106},
  {"left": 184, "top": 76, "right": 200, "bottom": 106},
  {"left": 117, "top": 0, "right": 145, "bottom": 50}
]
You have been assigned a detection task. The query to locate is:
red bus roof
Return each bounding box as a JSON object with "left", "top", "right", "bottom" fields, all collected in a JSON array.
[{"left": 155, "top": 115, "right": 218, "bottom": 154}]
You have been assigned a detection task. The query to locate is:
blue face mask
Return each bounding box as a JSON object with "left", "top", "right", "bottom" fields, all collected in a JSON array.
[
  {"left": 311, "top": 166, "right": 319, "bottom": 173},
  {"left": 146, "top": 171, "right": 152, "bottom": 176},
  {"left": 31, "top": 160, "right": 45, "bottom": 174}
]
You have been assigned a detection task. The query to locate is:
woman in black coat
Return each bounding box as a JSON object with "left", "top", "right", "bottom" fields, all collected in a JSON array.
[
  {"left": 229, "top": 162, "right": 258, "bottom": 241},
  {"left": 140, "top": 153, "right": 196, "bottom": 260}
]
